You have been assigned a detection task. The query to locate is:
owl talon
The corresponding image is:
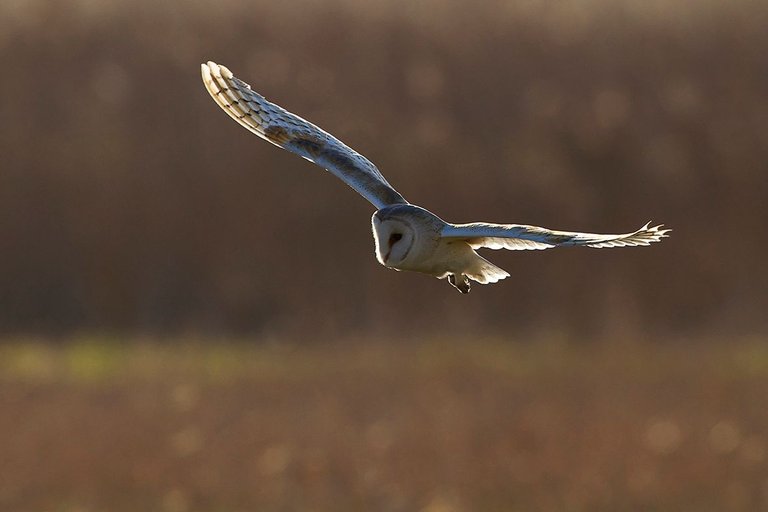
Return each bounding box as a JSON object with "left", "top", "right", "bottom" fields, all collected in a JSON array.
[{"left": 448, "top": 273, "right": 471, "bottom": 294}]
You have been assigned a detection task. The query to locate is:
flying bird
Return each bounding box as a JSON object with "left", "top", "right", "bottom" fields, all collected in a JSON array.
[{"left": 201, "top": 61, "right": 670, "bottom": 293}]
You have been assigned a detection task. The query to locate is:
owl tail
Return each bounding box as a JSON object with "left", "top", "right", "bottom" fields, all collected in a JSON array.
[{"left": 464, "top": 253, "right": 510, "bottom": 285}]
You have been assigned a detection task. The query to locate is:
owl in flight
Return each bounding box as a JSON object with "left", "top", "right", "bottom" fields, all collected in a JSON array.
[{"left": 201, "top": 61, "right": 669, "bottom": 293}]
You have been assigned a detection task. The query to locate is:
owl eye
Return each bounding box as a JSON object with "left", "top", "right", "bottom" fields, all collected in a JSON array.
[{"left": 389, "top": 233, "right": 403, "bottom": 245}]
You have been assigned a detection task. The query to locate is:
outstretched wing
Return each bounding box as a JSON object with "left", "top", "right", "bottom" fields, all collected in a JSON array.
[
  {"left": 441, "top": 221, "right": 670, "bottom": 250},
  {"left": 201, "top": 61, "right": 408, "bottom": 209}
]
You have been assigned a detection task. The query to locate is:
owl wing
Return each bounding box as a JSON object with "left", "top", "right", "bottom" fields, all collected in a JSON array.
[
  {"left": 441, "top": 221, "right": 670, "bottom": 250},
  {"left": 201, "top": 61, "right": 408, "bottom": 209}
]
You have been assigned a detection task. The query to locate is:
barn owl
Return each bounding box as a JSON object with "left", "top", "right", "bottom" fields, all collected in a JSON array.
[{"left": 201, "top": 61, "right": 670, "bottom": 293}]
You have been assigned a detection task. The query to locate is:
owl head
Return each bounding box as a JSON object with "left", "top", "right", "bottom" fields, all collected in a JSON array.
[{"left": 371, "top": 205, "right": 444, "bottom": 270}]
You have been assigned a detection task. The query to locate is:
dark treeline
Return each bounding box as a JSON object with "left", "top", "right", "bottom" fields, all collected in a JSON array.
[{"left": 1, "top": 0, "right": 765, "bottom": 339}]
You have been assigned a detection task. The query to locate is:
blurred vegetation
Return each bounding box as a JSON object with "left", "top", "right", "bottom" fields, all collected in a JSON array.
[
  {"left": 1, "top": 336, "right": 768, "bottom": 511},
  {"left": 0, "top": 0, "right": 767, "bottom": 338}
]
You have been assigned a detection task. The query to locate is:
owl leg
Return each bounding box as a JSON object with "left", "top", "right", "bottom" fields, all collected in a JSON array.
[{"left": 447, "top": 273, "right": 471, "bottom": 294}]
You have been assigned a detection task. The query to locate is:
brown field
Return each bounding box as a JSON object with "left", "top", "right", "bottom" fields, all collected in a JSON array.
[{"left": 2, "top": 337, "right": 767, "bottom": 512}]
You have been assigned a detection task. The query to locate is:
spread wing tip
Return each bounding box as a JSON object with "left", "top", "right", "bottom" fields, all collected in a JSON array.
[
  {"left": 587, "top": 221, "right": 671, "bottom": 248},
  {"left": 639, "top": 221, "right": 673, "bottom": 242}
]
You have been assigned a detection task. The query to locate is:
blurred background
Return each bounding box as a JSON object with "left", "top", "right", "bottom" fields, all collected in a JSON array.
[{"left": 1, "top": 0, "right": 767, "bottom": 510}]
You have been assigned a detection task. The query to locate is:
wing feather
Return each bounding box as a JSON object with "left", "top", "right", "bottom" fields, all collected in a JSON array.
[
  {"left": 201, "top": 61, "right": 408, "bottom": 209},
  {"left": 442, "top": 221, "right": 671, "bottom": 250}
]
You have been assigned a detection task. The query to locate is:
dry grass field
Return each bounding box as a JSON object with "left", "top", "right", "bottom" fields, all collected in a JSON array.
[{"left": 2, "top": 337, "right": 767, "bottom": 512}]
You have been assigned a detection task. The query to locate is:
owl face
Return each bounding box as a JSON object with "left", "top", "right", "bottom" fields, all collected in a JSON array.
[
  {"left": 372, "top": 205, "right": 446, "bottom": 271},
  {"left": 372, "top": 215, "right": 416, "bottom": 268}
]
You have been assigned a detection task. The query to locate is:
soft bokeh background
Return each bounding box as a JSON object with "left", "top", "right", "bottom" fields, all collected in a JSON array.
[{"left": 1, "top": 0, "right": 767, "bottom": 510}]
